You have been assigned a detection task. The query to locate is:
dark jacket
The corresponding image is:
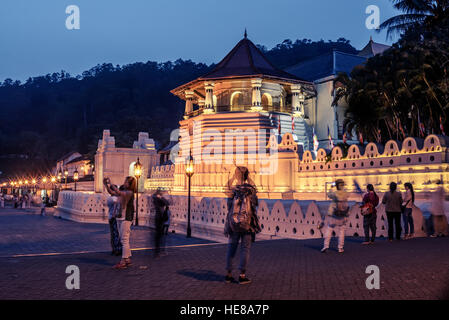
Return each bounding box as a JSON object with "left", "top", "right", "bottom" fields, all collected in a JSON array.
[{"left": 152, "top": 194, "right": 169, "bottom": 227}]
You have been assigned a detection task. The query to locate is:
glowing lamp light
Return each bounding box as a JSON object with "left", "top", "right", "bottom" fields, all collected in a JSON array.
[
  {"left": 134, "top": 158, "right": 142, "bottom": 179},
  {"left": 42, "top": 177, "right": 47, "bottom": 183},
  {"left": 185, "top": 153, "right": 194, "bottom": 177},
  {"left": 51, "top": 177, "right": 56, "bottom": 183},
  {"left": 64, "top": 169, "right": 68, "bottom": 177},
  {"left": 32, "top": 179, "right": 36, "bottom": 184},
  {"left": 73, "top": 169, "right": 79, "bottom": 181}
]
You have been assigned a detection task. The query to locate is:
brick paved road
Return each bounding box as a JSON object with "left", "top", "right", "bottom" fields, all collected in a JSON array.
[{"left": 1, "top": 208, "right": 448, "bottom": 300}]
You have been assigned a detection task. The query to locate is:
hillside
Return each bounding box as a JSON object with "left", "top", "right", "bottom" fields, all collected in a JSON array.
[{"left": 0, "top": 38, "right": 357, "bottom": 177}]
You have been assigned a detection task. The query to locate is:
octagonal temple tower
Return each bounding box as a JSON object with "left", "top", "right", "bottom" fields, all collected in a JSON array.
[{"left": 171, "top": 33, "right": 315, "bottom": 164}]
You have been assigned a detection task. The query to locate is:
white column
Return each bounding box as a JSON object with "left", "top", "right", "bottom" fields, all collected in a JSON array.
[
  {"left": 203, "top": 83, "right": 214, "bottom": 114},
  {"left": 291, "top": 84, "right": 304, "bottom": 118},
  {"left": 251, "top": 78, "right": 262, "bottom": 112},
  {"left": 184, "top": 90, "right": 194, "bottom": 119}
]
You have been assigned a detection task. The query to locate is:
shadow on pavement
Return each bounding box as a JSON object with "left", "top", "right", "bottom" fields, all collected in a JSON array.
[
  {"left": 76, "top": 256, "right": 112, "bottom": 266},
  {"left": 177, "top": 269, "right": 224, "bottom": 282}
]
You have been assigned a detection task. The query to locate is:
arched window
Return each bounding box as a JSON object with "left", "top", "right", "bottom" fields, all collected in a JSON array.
[
  {"left": 261, "top": 93, "right": 272, "bottom": 111},
  {"left": 230, "top": 91, "right": 243, "bottom": 111}
]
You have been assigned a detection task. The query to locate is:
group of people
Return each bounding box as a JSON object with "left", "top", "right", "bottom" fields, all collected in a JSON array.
[
  {"left": 101, "top": 168, "right": 448, "bottom": 286},
  {"left": 103, "top": 176, "right": 171, "bottom": 270},
  {"left": 320, "top": 179, "right": 448, "bottom": 254}
]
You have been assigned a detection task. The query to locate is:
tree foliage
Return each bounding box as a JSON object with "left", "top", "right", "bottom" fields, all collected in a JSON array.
[{"left": 0, "top": 38, "right": 356, "bottom": 176}]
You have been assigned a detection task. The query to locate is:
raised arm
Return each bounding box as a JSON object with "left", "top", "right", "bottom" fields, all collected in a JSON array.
[{"left": 103, "top": 178, "right": 120, "bottom": 196}]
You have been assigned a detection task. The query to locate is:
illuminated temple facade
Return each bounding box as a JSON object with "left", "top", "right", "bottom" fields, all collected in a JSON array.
[{"left": 57, "top": 34, "right": 448, "bottom": 241}]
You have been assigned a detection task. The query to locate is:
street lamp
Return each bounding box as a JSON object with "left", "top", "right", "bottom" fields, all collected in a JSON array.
[
  {"left": 51, "top": 176, "right": 56, "bottom": 202},
  {"left": 42, "top": 177, "right": 47, "bottom": 199},
  {"left": 64, "top": 169, "right": 68, "bottom": 189},
  {"left": 133, "top": 158, "right": 142, "bottom": 226},
  {"left": 73, "top": 168, "right": 79, "bottom": 192},
  {"left": 185, "top": 151, "right": 194, "bottom": 238}
]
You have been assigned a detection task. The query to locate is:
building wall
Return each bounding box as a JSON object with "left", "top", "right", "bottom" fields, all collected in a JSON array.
[
  {"left": 94, "top": 130, "right": 158, "bottom": 193},
  {"left": 147, "top": 133, "right": 449, "bottom": 200}
]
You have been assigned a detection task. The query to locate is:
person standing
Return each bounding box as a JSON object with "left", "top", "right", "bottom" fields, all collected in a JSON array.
[
  {"left": 382, "top": 182, "right": 403, "bottom": 241},
  {"left": 152, "top": 189, "right": 169, "bottom": 258},
  {"left": 430, "top": 185, "right": 448, "bottom": 237},
  {"left": 40, "top": 196, "right": 46, "bottom": 216},
  {"left": 321, "top": 179, "right": 349, "bottom": 253},
  {"left": 361, "top": 184, "right": 379, "bottom": 244},
  {"left": 106, "top": 187, "right": 122, "bottom": 256},
  {"left": 224, "top": 167, "right": 261, "bottom": 285},
  {"left": 402, "top": 183, "right": 415, "bottom": 239},
  {"left": 103, "top": 176, "right": 136, "bottom": 269}
]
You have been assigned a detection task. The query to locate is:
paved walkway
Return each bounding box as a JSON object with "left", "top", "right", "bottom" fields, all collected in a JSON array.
[{"left": 1, "top": 208, "right": 448, "bottom": 300}]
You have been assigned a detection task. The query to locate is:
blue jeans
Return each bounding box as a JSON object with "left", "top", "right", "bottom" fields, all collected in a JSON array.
[
  {"left": 226, "top": 232, "right": 252, "bottom": 274},
  {"left": 402, "top": 208, "right": 414, "bottom": 234}
]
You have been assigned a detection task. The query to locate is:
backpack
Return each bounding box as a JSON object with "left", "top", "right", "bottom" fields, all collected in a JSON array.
[
  {"left": 228, "top": 186, "right": 253, "bottom": 233},
  {"left": 333, "top": 199, "right": 349, "bottom": 217}
]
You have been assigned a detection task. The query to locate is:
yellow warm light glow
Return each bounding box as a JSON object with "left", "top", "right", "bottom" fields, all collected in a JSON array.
[
  {"left": 73, "top": 171, "right": 79, "bottom": 181},
  {"left": 134, "top": 158, "right": 142, "bottom": 178},
  {"left": 32, "top": 179, "right": 36, "bottom": 184},
  {"left": 51, "top": 177, "right": 56, "bottom": 183},
  {"left": 42, "top": 177, "right": 47, "bottom": 183}
]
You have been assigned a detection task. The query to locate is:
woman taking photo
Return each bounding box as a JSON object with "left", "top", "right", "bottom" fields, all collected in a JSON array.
[
  {"left": 103, "top": 176, "right": 137, "bottom": 269},
  {"left": 402, "top": 183, "right": 415, "bottom": 239}
]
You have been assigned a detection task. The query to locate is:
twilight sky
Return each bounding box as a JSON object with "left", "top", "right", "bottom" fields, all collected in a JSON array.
[{"left": 0, "top": 0, "right": 400, "bottom": 81}]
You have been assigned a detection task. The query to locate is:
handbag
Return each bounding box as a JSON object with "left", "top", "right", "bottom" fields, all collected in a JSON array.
[
  {"left": 400, "top": 200, "right": 410, "bottom": 213},
  {"left": 360, "top": 203, "right": 373, "bottom": 216}
]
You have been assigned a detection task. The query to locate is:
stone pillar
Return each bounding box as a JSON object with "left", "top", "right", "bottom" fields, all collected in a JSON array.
[
  {"left": 184, "top": 90, "right": 194, "bottom": 119},
  {"left": 204, "top": 83, "right": 214, "bottom": 114},
  {"left": 251, "top": 78, "right": 263, "bottom": 112},
  {"left": 198, "top": 98, "right": 205, "bottom": 110},
  {"left": 291, "top": 84, "right": 304, "bottom": 118}
]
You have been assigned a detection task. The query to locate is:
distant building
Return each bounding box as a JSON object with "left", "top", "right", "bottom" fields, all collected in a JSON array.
[
  {"left": 286, "top": 37, "right": 391, "bottom": 147},
  {"left": 54, "top": 151, "right": 93, "bottom": 180}
]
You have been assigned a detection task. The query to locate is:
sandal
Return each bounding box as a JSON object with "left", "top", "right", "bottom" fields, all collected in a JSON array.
[
  {"left": 125, "top": 258, "right": 132, "bottom": 266},
  {"left": 113, "top": 260, "right": 128, "bottom": 269}
]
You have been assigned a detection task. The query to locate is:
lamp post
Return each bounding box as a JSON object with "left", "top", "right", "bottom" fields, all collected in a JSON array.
[
  {"left": 51, "top": 176, "right": 56, "bottom": 202},
  {"left": 42, "top": 177, "right": 47, "bottom": 199},
  {"left": 32, "top": 179, "right": 36, "bottom": 194},
  {"left": 73, "top": 168, "right": 79, "bottom": 192},
  {"left": 64, "top": 169, "right": 68, "bottom": 189},
  {"left": 133, "top": 158, "right": 142, "bottom": 226},
  {"left": 185, "top": 151, "right": 194, "bottom": 238}
]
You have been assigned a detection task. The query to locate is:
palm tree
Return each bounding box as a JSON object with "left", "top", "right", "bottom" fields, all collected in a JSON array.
[{"left": 379, "top": 0, "right": 449, "bottom": 38}]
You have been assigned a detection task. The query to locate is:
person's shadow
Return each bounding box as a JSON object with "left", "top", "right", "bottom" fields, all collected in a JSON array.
[{"left": 177, "top": 269, "right": 224, "bottom": 282}]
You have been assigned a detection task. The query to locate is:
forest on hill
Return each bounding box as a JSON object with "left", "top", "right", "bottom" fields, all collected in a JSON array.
[{"left": 0, "top": 37, "right": 357, "bottom": 176}]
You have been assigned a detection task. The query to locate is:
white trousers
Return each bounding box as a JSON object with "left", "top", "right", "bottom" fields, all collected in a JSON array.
[
  {"left": 118, "top": 220, "right": 132, "bottom": 259},
  {"left": 323, "top": 217, "right": 347, "bottom": 250}
]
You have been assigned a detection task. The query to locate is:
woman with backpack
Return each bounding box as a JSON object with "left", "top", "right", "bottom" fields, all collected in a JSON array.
[
  {"left": 224, "top": 167, "right": 261, "bottom": 285},
  {"left": 103, "top": 176, "right": 136, "bottom": 269},
  {"left": 382, "top": 182, "right": 403, "bottom": 242},
  {"left": 402, "top": 183, "right": 415, "bottom": 239},
  {"left": 361, "top": 184, "right": 379, "bottom": 245},
  {"left": 321, "top": 179, "right": 349, "bottom": 253}
]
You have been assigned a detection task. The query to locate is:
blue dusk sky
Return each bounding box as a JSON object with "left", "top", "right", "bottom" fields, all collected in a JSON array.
[{"left": 0, "top": 0, "right": 400, "bottom": 81}]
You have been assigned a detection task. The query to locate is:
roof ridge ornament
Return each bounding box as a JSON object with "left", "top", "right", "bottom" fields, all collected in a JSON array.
[{"left": 244, "top": 28, "right": 247, "bottom": 39}]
